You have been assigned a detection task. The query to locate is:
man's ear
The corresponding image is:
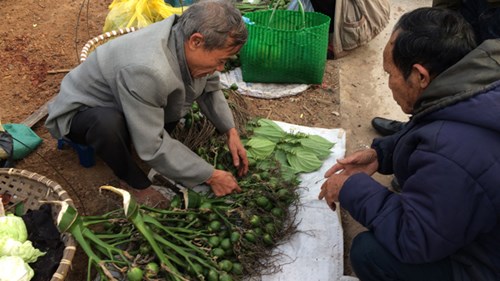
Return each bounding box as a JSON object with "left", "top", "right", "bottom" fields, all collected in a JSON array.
[
  {"left": 412, "top": 64, "right": 431, "bottom": 89},
  {"left": 187, "top": 33, "right": 204, "bottom": 50}
]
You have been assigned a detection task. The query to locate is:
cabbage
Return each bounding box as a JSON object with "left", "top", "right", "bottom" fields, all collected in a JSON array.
[
  {"left": 0, "top": 212, "right": 45, "bottom": 264},
  {"left": 0, "top": 238, "right": 45, "bottom": 263},
  {"left": 0, "top": 256, "right": 34, "bottom": 281},
  {"left": 0, "top": 214, "right": 28, "bottom": 242}
]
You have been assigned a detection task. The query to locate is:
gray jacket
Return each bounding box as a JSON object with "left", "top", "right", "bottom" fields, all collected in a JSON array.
[{"left": 45, "top": 16, "right": 235, "bottom": 187}]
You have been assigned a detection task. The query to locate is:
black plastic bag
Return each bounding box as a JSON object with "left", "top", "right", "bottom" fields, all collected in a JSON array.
[
  {"left": 0, "top": 130, "right": 14, "bottom": 168},
  {"left": 22, "top": 204, "right": 65, "bottom": 281}
]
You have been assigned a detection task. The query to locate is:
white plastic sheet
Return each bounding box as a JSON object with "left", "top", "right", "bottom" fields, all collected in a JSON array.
[
  {"left": 253, "top": 121, "right": 348, "bottom": 281},
  {"left": 194, "top": 122, "right": 351, "bottom": 280},
  {"left": 219, "top": 68, "right": 310, "bottom": 99}
]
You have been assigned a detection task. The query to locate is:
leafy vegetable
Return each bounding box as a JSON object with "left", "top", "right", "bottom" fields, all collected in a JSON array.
[
  {"left": 245, "top": 137, "right": 276, "bottom": 159},
  {"left": 0, "top": 255, "right": 34, "bottom": 281},
  {"left": 0, "top": 214, "right": 28, "bottom": 242},
  {"left": 287, "top": 150, "right": 323, "bottom": 173},
  {"left": 0, "top": 238, "right": 45, "bottom": 263},
  {"left": 245, "top": 118, "right": 334, "bottom": 174},
  {"left": 299, "top": 136, "right": 335, "bottom": 160},
  {"left": 250, "top": 119, "right": 286, "bottom": 143},
  {"left": 0, "top": 202, "right": 45, "bottom": 266}
]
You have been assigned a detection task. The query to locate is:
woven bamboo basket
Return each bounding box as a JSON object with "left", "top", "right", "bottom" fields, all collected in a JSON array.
[{"left": 0, "top": 168, "right": 76, "bottom": 281}]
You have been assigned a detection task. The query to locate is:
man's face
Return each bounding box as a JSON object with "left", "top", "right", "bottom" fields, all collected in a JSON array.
[
  {"left": 383, "top": 32, "right": 424, "bottom": 114},
  {"left": 185, "top": 34, "right": 242, "bottom": 78}
]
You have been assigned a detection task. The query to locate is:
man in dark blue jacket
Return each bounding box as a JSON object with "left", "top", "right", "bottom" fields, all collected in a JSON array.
[
  {"left": 371, "top": 0, "right": 500, "bottom": 136},
  {"left": 319, "top": 7, "right": 500, "bottom": 281}
]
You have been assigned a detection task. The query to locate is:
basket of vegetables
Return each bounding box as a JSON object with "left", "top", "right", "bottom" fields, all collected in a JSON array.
[{"left": 0, "top": 168, "right": 76, "bottom": 281}]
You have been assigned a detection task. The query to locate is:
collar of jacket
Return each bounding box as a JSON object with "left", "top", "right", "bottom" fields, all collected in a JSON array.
[
  {"left": 171, "top": 17, "right": 194, "bottom": 87},
  {"left": 412, "top": 39, "right": 500, "bottom": 118}
]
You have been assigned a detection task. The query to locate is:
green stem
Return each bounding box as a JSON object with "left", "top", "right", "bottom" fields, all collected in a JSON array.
[
  {"left": 152, "top": 232, "right": 217, "bottom": 271},
  {"left": 82, "top": 209, "right": 123, "bottom": 221},
  {"left": 213, "top": 207, "right": 237, "bottom": 229},
  {"left": 144, "top": 215, "right": 209, "bottom": 257},
  {"left": 82, "top": 227, "right": 128, "bottom": 262},
  {"left": 94, "top": 232, "right": 131, "bottom": 240},
  {"left": 212, "top": 149, "right": 219, "bottom": 167},
  {"left": 139, "top": 206, "right": 198, "bottom": 216},
  {"left": 70, "top": 221, "right": 102, "bottom": 264},
  {"left": 126, "top": 208, "right": 185, "bottom": 281}
]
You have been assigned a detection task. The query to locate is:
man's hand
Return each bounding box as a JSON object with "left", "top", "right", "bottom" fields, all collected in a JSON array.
[
  {"left": 226, "top": 128, "right": 249, "bottom": 177},
  {"left": 318, "top": 148, "right": 378, "bottom": 211},
  {"left": 325, "top": 148, "right": 378, "bottom": 178},
  {"left": 318, "top": 173, "right": 349, "bottom": 211},
  {"left": 206, "top": 169, "right": 242, "bottom": 197}
]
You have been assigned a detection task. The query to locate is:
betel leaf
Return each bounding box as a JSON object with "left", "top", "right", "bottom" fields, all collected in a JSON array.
[
  {"left": 276, "top": 142, "right": 296, "bottom": 153},
  {"left": 251, "top": 119, "right": 286, "bottom": 143},
  {"left": 299, "top": 140, "right": 332, "bottom": 159},
  {"left": 301, "top": 135, "right": 334, "bottom": 150},
  {"left": 299, "top": 136, "right": 335, "bottom": 160},
  {"left": 286, "top": 150, "right": 323, "bottom": 173},
  {"left": 245, "top": 137, "right": 276, "bottom": 159},
  {"left": 257, "top": 119, "right": 284, "bottom": 130},
  {"left": 287, "top": 145, "right": 329, "bottom": 160},
  {"left": 273, "top": 149, "right": 288, "bottom": 168},
  {"left": 281, "top": 135, "right": 302, "bottom": 144}
]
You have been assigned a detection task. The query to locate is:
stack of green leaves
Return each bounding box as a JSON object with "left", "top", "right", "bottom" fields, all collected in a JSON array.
[{"left": 244, "top": 118, "right": 335, "bottom": 175}]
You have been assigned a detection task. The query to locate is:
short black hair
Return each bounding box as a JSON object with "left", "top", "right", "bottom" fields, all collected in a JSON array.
[{"left": 393, "top": 7, "right": 477, "bottom": 79}]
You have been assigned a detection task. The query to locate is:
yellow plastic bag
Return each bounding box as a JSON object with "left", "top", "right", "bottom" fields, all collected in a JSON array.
[{"left": 103, "top": 0, "right": 188, "bottom": 32}]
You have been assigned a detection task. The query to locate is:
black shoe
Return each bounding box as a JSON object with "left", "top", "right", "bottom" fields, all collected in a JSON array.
[{"left": 371, "top": 117, "right": 406, "bottom": 136}]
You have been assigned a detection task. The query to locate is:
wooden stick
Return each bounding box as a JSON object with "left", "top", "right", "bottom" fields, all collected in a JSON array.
[
  {"left": 315, "top": 98, "right": 333, "bottom": 105},
  {"left": 266, "top": 108, "right": 273, "bottom": 119},
  {"left": 22, "top": 96, "right": 56, "bottom": 127},
  {"left": 47, "top": 69, "right": 71, "bottom": 74},
  {"left": 302, "top": 105, "right": 313, "bottom": 116}
]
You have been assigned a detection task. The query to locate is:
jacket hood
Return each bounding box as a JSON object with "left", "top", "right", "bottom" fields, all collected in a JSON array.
[
  {"left": 413, "top": 39, "right": 500, "bottom": 116},
  {"left": 412, "top": 39, "right": 500, "bottom": 134}
]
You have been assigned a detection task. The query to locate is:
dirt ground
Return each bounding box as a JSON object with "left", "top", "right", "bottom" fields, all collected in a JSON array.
[{"left": 0, "top": 0, "right": 349, "bottom": 279}]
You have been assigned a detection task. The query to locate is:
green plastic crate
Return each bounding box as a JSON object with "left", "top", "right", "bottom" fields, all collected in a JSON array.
[{"left": 240, "top": 10, "right": 330, "bottom": 84}]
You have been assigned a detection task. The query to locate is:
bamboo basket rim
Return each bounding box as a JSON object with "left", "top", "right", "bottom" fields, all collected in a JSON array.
[
  {"left": 0, "top": 168, "right": 76, "bottom": 281},
  {"left": 80, "top": 27, "right": 140, "bottom": 63}
]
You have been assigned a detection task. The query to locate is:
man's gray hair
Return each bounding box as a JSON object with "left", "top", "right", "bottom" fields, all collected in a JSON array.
[{"left": 177, "top": 0, "right": 248, "bottom": 50}]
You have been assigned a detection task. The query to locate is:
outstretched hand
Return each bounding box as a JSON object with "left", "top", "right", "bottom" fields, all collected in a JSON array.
[
  {"left": 318, "top": 173, "right": 349, "bottom": 211},
  {"left": 318, "top": 148, "right": 378, "bottom": 211},
  {"left": 325, "top": 148, "right": 378, "bottom": 178}
]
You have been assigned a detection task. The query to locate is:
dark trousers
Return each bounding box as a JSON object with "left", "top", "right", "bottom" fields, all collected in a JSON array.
[
  {"left": 309, "top": 0, "right": 336, "bottom": 33},
  {"left": 460, "top": 0, "right": 500, "bottom": 43},
  {"left": 67, "top": 107, "right": 176, "bottom": 189},
  {"left": 350, "top": 232, "right": 454, "bottom": 281}
]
